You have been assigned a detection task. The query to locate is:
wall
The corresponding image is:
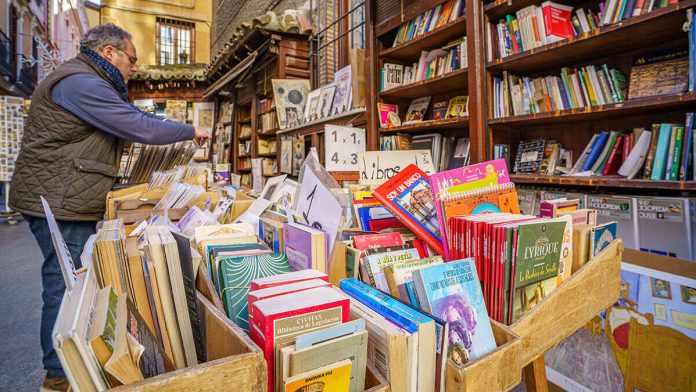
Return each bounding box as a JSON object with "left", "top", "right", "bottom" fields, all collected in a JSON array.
[
  {"left": 51, "top": 0, "right": 90, "bottom": 60},
  {"left": 100, "top": 0, "right": 211, "bottom": 65},
  {"left": 84, "top": 1, "right": 100, "bottom": 28},
  {"left": 210, "top": 0, "right": 308, "bottom": 56}
]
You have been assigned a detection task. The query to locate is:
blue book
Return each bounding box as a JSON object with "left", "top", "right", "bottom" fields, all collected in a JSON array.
[
  {"left": 689, "top": 9, "right": 695, "bottom": 92},
  {"left": 651, "top": 123, "right": 674, "bottom": 180},
  {"left": 590, "top": 221, "right": 617, "bottom": 257},
  {"left": 582, "top": 131, "right": 609, "bottom": 171},
  {"left": 556, "top": 78, "right": 571, "bottom": 110},
  {"left": 340, "top": 278, "right": 437, "bottom": 391},
  {"left": 412, "top": 258, "right": 497, "bottom": 363}
]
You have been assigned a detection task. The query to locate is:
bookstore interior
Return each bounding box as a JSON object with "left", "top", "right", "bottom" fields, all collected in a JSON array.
[{"left": 2, "top": 0, "right": 696, "bottom": 391}]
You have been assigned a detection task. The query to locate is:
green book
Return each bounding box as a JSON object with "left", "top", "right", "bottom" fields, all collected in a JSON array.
[
  {"left": 218, "top": 252, "right": 291, "bottom": 332},
  {"left": 668, "top": 126, "right": 684, "bottom": 180},
  {"left": 560, "top": 68, "right": 576, "bottom": 108},
  {"left": 609, "top": 69, "right": 627, "bottom": 101}
]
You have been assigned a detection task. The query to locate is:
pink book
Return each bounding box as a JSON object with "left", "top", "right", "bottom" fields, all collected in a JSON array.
[{"left": 429, "top": 159, "right": 511, "bottom": 260}]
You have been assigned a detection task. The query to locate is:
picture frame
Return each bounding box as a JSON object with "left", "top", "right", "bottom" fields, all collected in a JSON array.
[
  {"left": 650, "top": 277, "right": 672, "bottom": 299},
  {"left": 331, "top": 65, "right": 352, "bottom": 115},
  {"left": 681, "top": 285, "right": 696, "bottom": 304},
  {"left": 304, "top": 88, "right": 322, "bottom": 123},
  {"left": 260, "top": 174, "right": 288, "bottom": 201},
  {"left": 193, "top": 101, "right": 216, "bottom": 131},
  {"left": 317, "top": 84, "right": 336, "bottom": 119},
  {"left": 272, "top": 79, "right": 311, "bottom": 129}
]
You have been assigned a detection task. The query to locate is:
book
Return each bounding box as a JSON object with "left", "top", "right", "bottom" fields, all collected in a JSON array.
[
  {"left": 586, "top": 195, "right": 639, "bottom": 249},
  {"left": 651, "top": 123, "right": 676, "bottom": 180},
  {"left": 431, "top": 101, "right": 448, "bottom": 120},
  {"left": 514, "top": 138, "right": 546, "bottom": 173},
  {"left": 618, "top": 129, "right": 652, "bottom": 179},
  {"left": 412, "top": 259, "right": 497, "bottom": 364},
  {"left": 339, "top": 278, "right": 436, "bottom": 392},
  {"left": 680, "top": 113, "right": 694, "bottom": 181},
  {"left": 373, "top": 164, "right": 445, "bottom": 256},
  {"left": 668, "top": 126, "right": 685, "bottom": 180},
  {"left": 250, "top": 286, "right": 350, "bottom": 392},
  {"left": 541, "top": 2, "right": 574, "bottom": 43},
  {"left": 590, "top": 221, "right": 618, "bottom": 257},
  {"left": 383, "top": 63, "right": 405, "bottom": 90},
  {"left": 248, "top": 279, "right": 332, "bottom": 323},
  {"left": 572, "top": 224, "right": 593, "bottom": 272},
  {"left": 218, "top": 252, "right": 291, "bottom": 332},
  {"left": 283, "top": 223, "right": 327, "bottom": 272},
  {"left": 384, "top": 256, "right": 444, "bottom": 304},
  {"left": 403, "top": 97, "right": 431, "bottom": 124},
  {"left": 283, "top": 359, "right": 352, "bottom": 392},
  {"left": 445, "top": 96, "right": 468, "bottom": 118},
  {"left": 363, "top": 247, "right": 421, "bottom": 290},
  {"left": 636, "top": 196, "right": 692, "bottom": 259},
  {"left": 352, "top": 232, "right": 403, "bottom": 251},
  {"left": 282, "top": 330, "right": 368, "bottom": 392},
  {"left": 250, "top": 269, "right": 329, "bottom": 291},
  {"left": 378, "top": 103, "right": 400, "bottom": 128}
]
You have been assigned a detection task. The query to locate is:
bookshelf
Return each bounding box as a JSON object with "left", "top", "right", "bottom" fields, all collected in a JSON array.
[
  {"left": 483, "top": 0, "right": 695, "bottom": 190},
  {"left": 374, "top": 0, "right": 476, "bottom": 165}
]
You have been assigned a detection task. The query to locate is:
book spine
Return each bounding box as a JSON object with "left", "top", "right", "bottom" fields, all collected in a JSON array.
[
  {"left": 669, "top": 126, "right": 684, "bottom": 180},
  {"left": 603, "top": 135, "right": 624, "bottom": 175},
  {"left": 682, "top": 113, "right": 694, "bottom": 180},
  {"left": 643, "top": 124, "right": 661, "bottom": 179},
  {"left": 664, "top": 125, "right": 678, "bottom": 179}
]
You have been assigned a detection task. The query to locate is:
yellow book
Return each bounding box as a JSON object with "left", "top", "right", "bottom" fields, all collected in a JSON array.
[
  {"left": 572, "top": 224, "right": 593, "bottom": 273},
  {"left": 284, "top": 359, "right": 352, "bottom": 392}
]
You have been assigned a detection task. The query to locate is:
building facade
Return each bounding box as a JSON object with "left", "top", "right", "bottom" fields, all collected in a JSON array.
[{"left": 100, "top": 0, "right": 211, "bottom": 66}]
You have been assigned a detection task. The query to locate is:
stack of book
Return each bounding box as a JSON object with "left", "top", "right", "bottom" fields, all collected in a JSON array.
[
  {"left": 493, "top": 65, "right": 627, "bottom": 117},
  {"left": 259, "top": 110, "right": 279, "bottom": 133},
  {"left": 381, "top": 38, "right": 467, "bottom": 91},
  {"left": 391, "top": 0, "right": 466, "bottom": 47}
]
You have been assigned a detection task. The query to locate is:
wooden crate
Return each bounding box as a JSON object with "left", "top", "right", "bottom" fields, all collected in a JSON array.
[
  {"left": 365, "top": 361, "right": 390, "bottom": 392},
  {"left": 510, "top": 239, "right": 624, "bottom": 366},
  {"left": 111, "top": 292, "right": 266, "bottom": 391},
  {"left": 446, "top": 321, "right": 522, "bottom": 392}
]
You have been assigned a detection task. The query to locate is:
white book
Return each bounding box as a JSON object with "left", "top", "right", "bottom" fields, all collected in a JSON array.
[
  {"left": 383, "top": 63, "right": 405, "bottom": 90},
  {"left": 535, "top": 6, "right": 547, "bottom": 45},
  {"left": 636, "top": 197, "right": 692, "bottom": 260},
  {"left": 585, "top": 66, "right": 606, "bottom": 105},
  {"left": 576, "top": 8, "right": 592, "bottom": 33},
  {"left": 601, "top": 0, "right": 619, "bottom": 26},
  {"left": 586, "top": 195, "right": 640, "bottom": 249},
  {"left": 618, "top": 130, "right": 651, "bottom": 179}
]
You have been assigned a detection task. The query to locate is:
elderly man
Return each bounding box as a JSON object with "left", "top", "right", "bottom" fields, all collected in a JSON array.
[{"left": 9, "top": 23, "right": 210, "bottom": 391}]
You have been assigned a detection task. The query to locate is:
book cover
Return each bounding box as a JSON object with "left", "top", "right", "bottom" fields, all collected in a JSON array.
[
  {"left": 384, "top": 256, "right": 444, "bottom": 302},
  {"left": 284, "top": 359, "right": 352, "bottom": 392},
  {"left": 218, "top": 252, "right": 291, "bottom": 332},
  {"left": 542, "top": 1, "right": 574, "bottom": 42},
  {"left": 514, "top": 138, "right": 546, "bottom": 173},
  {"left": 373, "top": 164, "right": 445, "bottom": 256},
  {"left": 363, "top": 247, "right": 421, "bottom": 290},
  {"left": 651, "top": 123, "right": 676, "bottom": 180},
  {"left": 377, "top": 103, "right": 400, "bottom": 128},
  {"left": 431, "top": 101, "right": 448, "bottom": 120},
  {"left": 618, "top": 129, "right": 652, "bottom": 179},
  {"left": 590, "top": 221, "right": 618, "bottom": 257},
  {"left": 283, "top": 223, "right": 326, "bottom": 272},
  {"left": 250, "top": 287, "right": 350, "bottom": 392},
  {"left": 586, "top": 195, "right": 640, "bottom": 249},
  {"left": 247, "top": 279, "right": 333, "bottom": 324},
  {"left": 260, "top": 218, "right": 284, "bottom": 253},
  {"left": 383, "top": 63, "right": 405, "bottom": 90},
  {"left": 412, "top": 259, "right": 497, "bottom": 364},
  {"left": 514, "top": 219, "right": 566, "bottom": 287},
  {"left": 404, "top": 96, "right": 431, "bottom": 124},
  {"left": 445, "top": 96, "right": 468, "bottom": 118},
  {"left": 669, "top": 126, "right": 684, "bottom": 180},
  {"left": 636, "top": 196, "right": 692, "bottom": 259}
]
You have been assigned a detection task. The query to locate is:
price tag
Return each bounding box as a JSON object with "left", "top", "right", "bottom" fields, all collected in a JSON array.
[
  {"left": 358, "top": 150, "right": 435, "bottom": 186},
  {"left": 296, "top": 168, "right": 343, "bottom": 263},
  {"left": 324, "top": 125, "right": 365, "bottom": 172}
]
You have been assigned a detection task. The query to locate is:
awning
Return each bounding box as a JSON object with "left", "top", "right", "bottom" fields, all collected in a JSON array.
[{"left": 203, "top": 51, "right": 258, "bottom": 99}]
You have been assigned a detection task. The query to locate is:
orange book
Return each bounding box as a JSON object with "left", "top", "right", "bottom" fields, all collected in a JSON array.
[
  {"left": 442, "top": 183, "right": 521, "bottom": 221},
  {"left": 437, "top": 0, "right": 454, "bottom": 27}
]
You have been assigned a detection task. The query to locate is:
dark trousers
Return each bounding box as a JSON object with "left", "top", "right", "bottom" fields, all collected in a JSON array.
[{"left": 24, "top": 215, "right": 96, "bottom": 378}]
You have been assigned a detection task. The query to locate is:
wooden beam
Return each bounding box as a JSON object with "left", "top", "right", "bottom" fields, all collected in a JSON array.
[{"left": 466, "top": 0, "right": 488, "bottom": 163}]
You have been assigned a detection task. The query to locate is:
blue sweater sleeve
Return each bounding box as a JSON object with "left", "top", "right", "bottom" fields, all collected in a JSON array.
[{"left": 51, "top": 74, "right": 195, "bottom": 145}]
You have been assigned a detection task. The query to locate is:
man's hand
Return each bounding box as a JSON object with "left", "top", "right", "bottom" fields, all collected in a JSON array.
[{"left": 193, "top": 127, "right": 211, "bottom": 146}]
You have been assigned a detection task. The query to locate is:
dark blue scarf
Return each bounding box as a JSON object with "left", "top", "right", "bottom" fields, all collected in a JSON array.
[{"left": 80, "top": 46, "right": 129, "bottom": 101}]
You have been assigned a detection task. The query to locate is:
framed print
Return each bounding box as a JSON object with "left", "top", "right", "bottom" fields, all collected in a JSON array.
[
  {"left": 651, "top": 277, "right": 671, "bottom": 299},
  {"left": 272, "top": 79, "right": 311, "bottom": 129},
  {"left": 304, "top": 88, "right": 322, "bottom": 122},
  {"left": 317, "top": 84, "right": 336, "bottom": 119},
  {"left": 681, "top": 285, "right": 696, "bottom": 304}
]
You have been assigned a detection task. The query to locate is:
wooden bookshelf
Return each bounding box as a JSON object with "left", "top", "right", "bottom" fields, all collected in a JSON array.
[
  {"left": 511, "top": 174, "right": 696, "bottom": 191},
  {"left": 484, "top": 0, "right": 586, "bottom": 19},
  {"left": 257, "top": 153, "right": 277, "bottom": 158},
  {"left": 489, "top": 92, "right": 696, "bottom": 127},
  {"left": 380, "top": 67, "right": 468, "bottom": 99},
  {"left": 487, "top": 0, "right": 696, "bottom": 74},
  {"left": 380, "top": 16, "right": 467, "bottom": 61},
  {"left": 237, "top": 168, "right": 251, "bottom": 172},
  {"left": 380, "top": 116, "right": 469, "bottom": 133}
]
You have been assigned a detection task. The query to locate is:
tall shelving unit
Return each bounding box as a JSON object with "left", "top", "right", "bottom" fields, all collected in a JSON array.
[{"left": 482, "top": 0, "right": 696, "bottom": 191}]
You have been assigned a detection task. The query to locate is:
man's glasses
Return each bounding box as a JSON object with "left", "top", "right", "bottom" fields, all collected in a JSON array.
[{"left": 116, "top": 48, "right": 137, "bottom": 66}]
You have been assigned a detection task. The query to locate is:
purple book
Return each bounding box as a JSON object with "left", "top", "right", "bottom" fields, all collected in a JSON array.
[{"left": 283, "top": 222, "right": 327, "bottom": 272}]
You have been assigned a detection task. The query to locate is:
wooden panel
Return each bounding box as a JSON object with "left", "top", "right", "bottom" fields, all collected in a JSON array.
[
  {"left": 466, "top": 0, "right": 487, "bottom": 164},
  {"left": 510, "top": 174, "right": 696, "bottom": 191},
  {"left": 380, "top": 116, "right": 470, "bottom": 133},
  {"left": 511, "top": 240, "right": 623, "bottom": 366}
]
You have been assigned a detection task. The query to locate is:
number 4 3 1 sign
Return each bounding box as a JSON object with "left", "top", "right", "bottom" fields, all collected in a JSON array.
[{"left": 324, "top": 124, "right": 366, "bottom": 172}]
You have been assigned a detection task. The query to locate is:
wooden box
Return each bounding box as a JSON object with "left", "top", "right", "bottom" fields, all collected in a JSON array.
[
  {"left": 446, "top": 321, "right": 522, "bottom": 392},
  {"left": 510, "top": 239, "right": 623, "bottom": 366},
  {"left": 111, "top": 292, "right": 266, "bottom": 391}
]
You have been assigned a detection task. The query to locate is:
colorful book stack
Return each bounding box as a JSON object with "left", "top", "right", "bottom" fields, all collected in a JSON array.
[
  {"left": 391, "top": 0, "right": 466, "bottom": 47},
  {"left": 493, "top": 65, "right": 627, "bottom": 117}
]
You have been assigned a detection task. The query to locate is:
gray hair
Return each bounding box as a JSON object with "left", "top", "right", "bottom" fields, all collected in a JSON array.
[{"left": 80, "top": 23, "right": 132, "bottom": 51}]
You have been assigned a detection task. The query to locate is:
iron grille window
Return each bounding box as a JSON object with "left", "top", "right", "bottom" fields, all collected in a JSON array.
[
  {"left": 156, "top": 18, "right": 195, "bottom": 65},
  {"left": 311, "top": 0, "right": 366, "bottom": 87}
]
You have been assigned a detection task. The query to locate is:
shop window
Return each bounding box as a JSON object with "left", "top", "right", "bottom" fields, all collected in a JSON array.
[{"left": 156, "top": 18, "right": 195, "bottom": 65}]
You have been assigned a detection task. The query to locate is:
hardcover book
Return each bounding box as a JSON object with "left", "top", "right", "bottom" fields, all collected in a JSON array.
[
  {"left": 249, "top": 287, "right": 350, "bottom": 392},
  {"left": 352, "top": 232, "right": 403, "bottom": 250},
  {"left": 412, "top": 259, "right": 497, "bottom": 364},
  {"left": 218, "top": 252, "right": 291, "bottom": 332},
  {"left": 404, "top": 96, "right": 431, "bottom": 124},
  {"left": 247, "top": 279, "right": 332, "bottom": 328},
  {"left": 373, "top": 164, "right": 445, "bottom": 256},
  {"left": 590, "top": 221, "right": 618, "bottom": 257},
  {"left": 250, "top": 269, "right": 329, "bottom": 291}
]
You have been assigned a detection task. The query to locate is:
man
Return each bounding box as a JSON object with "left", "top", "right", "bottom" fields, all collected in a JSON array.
[{"left": 9, "top": 24, "right": 210, "bottom": 391}]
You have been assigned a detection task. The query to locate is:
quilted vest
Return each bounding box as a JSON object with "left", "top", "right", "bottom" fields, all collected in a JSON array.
[{"left": 10, "top": 54, "right": 124, "bottom": 221}]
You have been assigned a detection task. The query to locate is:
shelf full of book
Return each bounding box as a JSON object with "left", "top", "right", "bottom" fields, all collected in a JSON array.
[{"left": 483, "top": 0, "right": 696, "bottom": 188}]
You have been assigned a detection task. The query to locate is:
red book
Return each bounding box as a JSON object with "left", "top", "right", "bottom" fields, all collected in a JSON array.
[
  {"left": 250, "top": 287, "right": 350, "bottom": 392},
  {"left": 367, "top": 217, "right": 406, "bottom": 231},
  {"left": 542, "top": 1, "right": 574, "bottom": 43},
  {"left": 372, "top": 164, "right": 445, "bottom": 256},
  {"left": 352, "top": 232, "right": 403, "bottom": 250},
  {"left": 249, "top": 269, "right": 328, "bottom": 291},
  {"left": 247, "top": 278, "right": 332, "bottom": 325},
  {"left": 602, "top": 135, "right": 625, "bottom": 176}
]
